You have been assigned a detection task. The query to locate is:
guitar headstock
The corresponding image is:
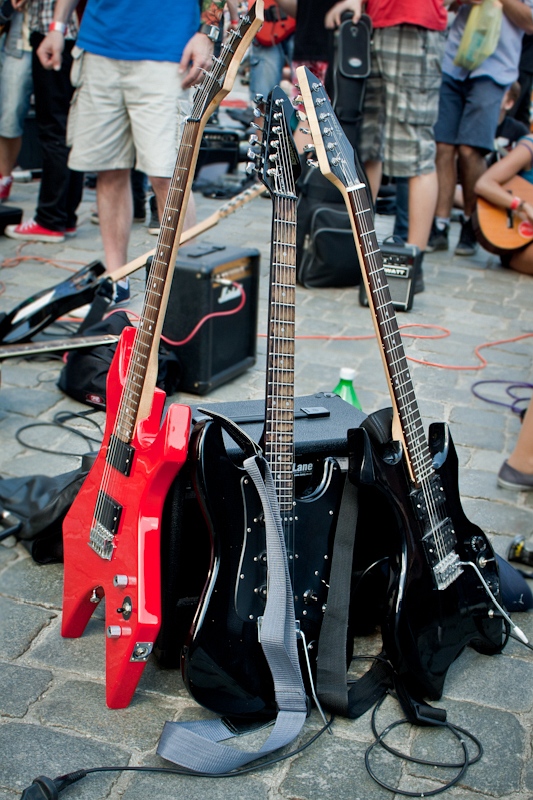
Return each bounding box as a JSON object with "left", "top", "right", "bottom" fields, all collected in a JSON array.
[
  {"left": 249, "top": 85, "right": 300, "bottom": 198},
  {"left": 296, "top": 65, "right": 361, "bottom": 194},
  {"left": 191, "top": 0, "right": 264, "bottom": 122}
]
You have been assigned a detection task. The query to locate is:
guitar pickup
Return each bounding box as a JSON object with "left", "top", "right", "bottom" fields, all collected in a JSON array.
[{"left": 106, "top": 434, "right": 135, "bottom": 476}]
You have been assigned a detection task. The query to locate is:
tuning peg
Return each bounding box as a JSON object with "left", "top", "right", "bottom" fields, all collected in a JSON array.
[
  {"left": 311, "top": 82, "right": 320, "bottom": 92},
  {"left": 253, "top": 107, "right": 264, "bottom": 118},
  {"left": 254, "top": 93, "right": 265, "bottom": 104},
  {"left": 296, "top": 110, "right": 307, "bottom": 121},
  {"left": 247, "top": 147, "right": 260, "bottom": 160},
  {"left": 248, "top": 133, "right": 259, "bottom": 145},
  {"left": 302, "top": 143, "right": 315, "bottom": 152},
  {"left": 299, "top": 127, "right": 311, "bottom": 135},
  {"left": 307, "top": 159, "right": 319, "bottom": 169},
  {"left": 245, "top": 162, "right": 257, "bottom": 176},
  {"left": 250, "top": 121, "right": 262, "bottom": 130},
  {"left": 294, "top": 94, "right": 303, "bottom": 104},
  {"left": 268, "top": 153, "right": 278, "bottom": 162}
]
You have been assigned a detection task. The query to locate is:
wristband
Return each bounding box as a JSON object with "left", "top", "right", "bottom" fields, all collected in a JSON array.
[
  {"left": 198, "top": 23, "right": 219, "bottom": 42},
  {"left": 510, "top": 196, "right": 524, "bottom": 211},
  {"left": 48, "top": 20, "right": 67, "bottom": 35}
]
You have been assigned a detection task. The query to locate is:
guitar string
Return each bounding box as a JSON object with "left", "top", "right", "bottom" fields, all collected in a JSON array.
[{"left": 91, "top": 22, "right": 249, "bottom": 546}]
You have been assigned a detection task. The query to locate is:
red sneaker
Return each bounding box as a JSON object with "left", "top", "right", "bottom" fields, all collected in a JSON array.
[
  {"left": 65, "top": 227, "right": 77, "bottom": 237},
  {"left": 0, "top": 175, "right": 13, "bottom": 202},
  {"left": 4, "top": 219, "right": 65, "bottom": 242}
]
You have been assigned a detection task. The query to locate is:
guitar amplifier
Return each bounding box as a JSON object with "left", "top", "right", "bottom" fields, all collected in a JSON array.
[
  {"left": 195, "top": 126, "right": 241, "bottom": 176},
  {"left": 159, "top": 242, "right": 260, "bottom": 395},
  {"left": 155, "top": 392, "right": 367, "bottom": 667},
  {"left": 359, "top": 241, "right": 422, "bottom": 312}
]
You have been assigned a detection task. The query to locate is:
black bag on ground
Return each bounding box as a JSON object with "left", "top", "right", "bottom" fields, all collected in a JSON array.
[
  {"left": 0, "top": 459, "right": 92, "bottom": 563},
  {"left": 58, "top": 312, "right": 182, "bottom": 408},
  {"left": 296, "top": 163, "right": 362, "bottom": 288}
]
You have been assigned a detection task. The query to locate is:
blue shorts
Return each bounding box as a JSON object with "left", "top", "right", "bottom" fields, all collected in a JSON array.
[
  {"left": 434, "top": 73, "right": 506, "bottom": 154},
  {"left": 0, "top": 49, "right": 33, "bottom": 138}
]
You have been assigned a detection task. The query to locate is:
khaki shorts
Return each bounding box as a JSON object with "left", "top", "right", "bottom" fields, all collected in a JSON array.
[
  {"left": 67, "top": 49, "right": 191, "bottom": 177},
  {"left": 360, "top": 25, "right": 446, "bottom": 178}
]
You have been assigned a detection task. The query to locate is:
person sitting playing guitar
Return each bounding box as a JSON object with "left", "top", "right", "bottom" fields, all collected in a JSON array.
[{"left": 474, "top": 133, "right": 533, "bottom": 275}]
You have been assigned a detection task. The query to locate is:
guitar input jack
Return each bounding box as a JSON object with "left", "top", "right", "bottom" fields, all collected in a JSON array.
[{"left": 459, "top": 560, "right": 528, "bottom": 644}]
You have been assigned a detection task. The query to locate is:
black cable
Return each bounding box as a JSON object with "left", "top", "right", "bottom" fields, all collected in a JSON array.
[
  {"left": 509, "top": 631, "right": 533, "bottom": 652},
  {"left": 15, "top": 408, "right": 103, "bottom": 456},
  {"left": 23, "top": 717, "right": 334, "bottom": 797},
  {"left": 364, "top": 692, "right": 483, "bottom": 797}
]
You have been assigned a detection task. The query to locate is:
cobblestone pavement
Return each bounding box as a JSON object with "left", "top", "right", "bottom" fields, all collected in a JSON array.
[{"left": 0, "top": 102, "right": 532, "bottom": 800}]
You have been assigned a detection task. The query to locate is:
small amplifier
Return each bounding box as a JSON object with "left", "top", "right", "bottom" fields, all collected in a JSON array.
[
  {"left": 158, "top": 242, "right": 260, "bottom": 395},
  {"left": 155, "top": 392, "right": 367, "bottom": 667},
  {"left": 195, "top": 126, "right": 241, "bottom": 176},
  {"left": 359, "top": 241, "right": 422, "bottom": 312}
]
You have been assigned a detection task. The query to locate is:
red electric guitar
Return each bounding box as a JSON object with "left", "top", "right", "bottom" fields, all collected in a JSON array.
[{"left": 61, "top": 2, "right": 264, "bottom": 709}]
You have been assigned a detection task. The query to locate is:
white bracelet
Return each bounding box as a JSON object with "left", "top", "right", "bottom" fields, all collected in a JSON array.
[{"left": 48, "top": 21, "right": 67, "bottom": 35}]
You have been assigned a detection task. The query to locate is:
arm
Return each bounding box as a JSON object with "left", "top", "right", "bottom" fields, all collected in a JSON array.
[
  {"left": 180, "top": 1, "right": 225, "bottom": 89},
  {"left": 277, "top": 0, "right": 297, "bottom": 17},
  {"left": 475, "top": 141, "right": 533, "bottom": 220},
  {"left": 36, "top": 0, "right": 80, "bottom": 71},
  {"left": 324, "top": 0, "right": 365, "bottom": 29},
  {"left": 500, "top": 0, "right": 533, "bottom": 34}
]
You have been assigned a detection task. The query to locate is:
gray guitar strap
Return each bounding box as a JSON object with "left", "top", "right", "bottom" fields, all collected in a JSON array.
[{"left": 157, "top": 446, "right": 308, "bottom": 773}]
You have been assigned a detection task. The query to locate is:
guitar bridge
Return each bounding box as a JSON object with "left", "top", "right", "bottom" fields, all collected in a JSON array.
[
  {"left": 422, "top": 518, "right": 463, "bottom": 590},
  {"left": 88, "top": 491, "right": 123, "bottom": 560}
]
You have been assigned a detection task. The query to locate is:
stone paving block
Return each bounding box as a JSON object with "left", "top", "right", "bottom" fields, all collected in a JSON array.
[
  {"left": 0, "top": 596, "right": 55, "bottom": 661},
  {"left": 120, "top": 754, "right": 270, "bottom": 800},
  {"left": 444, "top": 420, "right": 505, "bottom": 451},
  {"left": 450, "top": 404, "right": 506, "bottom": 432},
  {"left": 0, "top": 386, "right": 61, "bottom": 418},
  {"left": 280, "top": 733, "right": 401, "bottom": 800},
  {"left": 463, "top": 497, "right": 533, "bottom": 537},
  {"left": 0, "top": 663, "right": 52, "bottom": 716},
  {"left": 406, "top": 698, "right": 526, "bottom": 796},
  {"left": 458, "top": 467, "right": 514, "bottom": 501},
  {"left": 0, "top": 544, "right": 16, "bottom": 569},
  {"left": 444, "top": 647, "right": 533, "bottom": 712},
  {"left": 27, "top": 615, "right": 106, "bottom": 680},
  {"left": 36, "top": 679, "right": 176, "bottom": 750},
  {"left": 0, "top": 722, "right": 128, "bottom": 799},
  {"left": 1, "top": 558, "right": 63, "bottom": 608}
]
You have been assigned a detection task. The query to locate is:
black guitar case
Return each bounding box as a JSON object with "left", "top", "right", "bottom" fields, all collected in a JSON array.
[{"left": 296, "top": 13, "right": 372, "bottom": 288}]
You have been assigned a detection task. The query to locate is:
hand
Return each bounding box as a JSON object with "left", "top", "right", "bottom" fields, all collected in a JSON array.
[
  {"left": 519, "top": 201, "right": 533, "bottom": 223},
  {"left": 11, "top": 0, "right": 27, "bottom": 10},
  {"left": 324, "top": 0, "right": 363, "bottom": 29},
  {"left": 179, "top": 32, "right": 214, "bottom": 89},
  {"left": 36, "top": 31, "right": 65, "bottom": 71}
]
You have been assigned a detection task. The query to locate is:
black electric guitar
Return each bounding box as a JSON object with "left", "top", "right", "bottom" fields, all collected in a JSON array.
[
  {"left": 298, "top": 66, "right": 504, "bottom": 702},
  {"left": 181, "top": 86, "right": 346, "bottom": 719}
]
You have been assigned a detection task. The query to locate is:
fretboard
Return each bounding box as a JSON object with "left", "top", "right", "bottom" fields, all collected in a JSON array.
[
  {"left": 113, "top": 121, "right": 200, "bottom": 443},
  {"left": 264, "top": 194, "right": 297, "bottom": 513},
  {"left": 348, "top": 190, "right": 434, "bottom": 484}
]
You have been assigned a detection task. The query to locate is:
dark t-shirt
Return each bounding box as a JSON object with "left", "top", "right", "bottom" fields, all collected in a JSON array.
[{"left": 293, "top": 0, "right": 336, "bottom": 61}]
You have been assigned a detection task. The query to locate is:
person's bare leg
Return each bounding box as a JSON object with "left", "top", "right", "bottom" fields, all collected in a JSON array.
[
  {"left": 457, "top": 144, "right": 486, "bottom": 217},
  {"left": 407, "top": 171, "right": 438, "bottom": 250},
  {"left": 97, "top": 168, "right": 132, "bottom": 273},
  {"left": 507, "top": 402, "right": 533, "bottom": 474},
  {"left": 364, "top": 159, "right": 383, "bottom": 202},
  {"left": 150, "top": 174, "right": 196, "bottom": 232},
  {"left": 509, "top": 243, "right": 533, "bottom": 275},
  {"left": 434, "top": 142, "right": 457, "bottom": 218},
  {"left": 0, "top": 135, "right": 22, "bottom": 177}
]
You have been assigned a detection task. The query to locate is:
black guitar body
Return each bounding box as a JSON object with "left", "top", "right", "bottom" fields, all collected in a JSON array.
[
  {"left": 0, "top": 261, "right": 105, "bottom": 343},
  {"left": 182, "top": 418, "right": 345, "bottom": 719},
  {"left": 350, "top": 420, "right": 504, "bottom": 702}
]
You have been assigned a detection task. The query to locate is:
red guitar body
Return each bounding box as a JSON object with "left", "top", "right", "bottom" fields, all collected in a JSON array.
[{"left": 61, "top": 326, "right": 191, "bottom": 708}]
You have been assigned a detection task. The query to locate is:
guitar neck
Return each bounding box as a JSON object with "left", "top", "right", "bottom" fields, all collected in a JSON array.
[
  {"left": 347, "top": 189, "right": 434, "bottom": 484},
  {"left": 264, "top": 193, "right": 297, "bottom": 513}
]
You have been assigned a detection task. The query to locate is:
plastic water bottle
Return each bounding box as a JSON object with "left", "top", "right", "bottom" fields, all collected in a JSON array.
[{"left": 333, "top": 367, "right": 362, "bottom": 410}]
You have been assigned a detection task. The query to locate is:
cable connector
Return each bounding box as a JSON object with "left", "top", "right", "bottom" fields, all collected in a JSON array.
[
  {"left": 21, "top": 771, "right": 87, "bottom": 799},
  {"left": 21, "top": 776, "right": 59, "bottom": 800}
]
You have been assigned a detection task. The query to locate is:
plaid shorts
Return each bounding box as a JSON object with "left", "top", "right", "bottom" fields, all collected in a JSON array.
[{"left": 360, "top": 25, "right": 446, "bottom": 178}]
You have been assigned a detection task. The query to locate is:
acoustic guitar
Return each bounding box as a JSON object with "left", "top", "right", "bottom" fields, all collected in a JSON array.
[
  {"left": 298, "top": 65, "right": 504, "bottom": 702},
  {"left": 473, "top": 174, "right": 533, "bottom": 254}
]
